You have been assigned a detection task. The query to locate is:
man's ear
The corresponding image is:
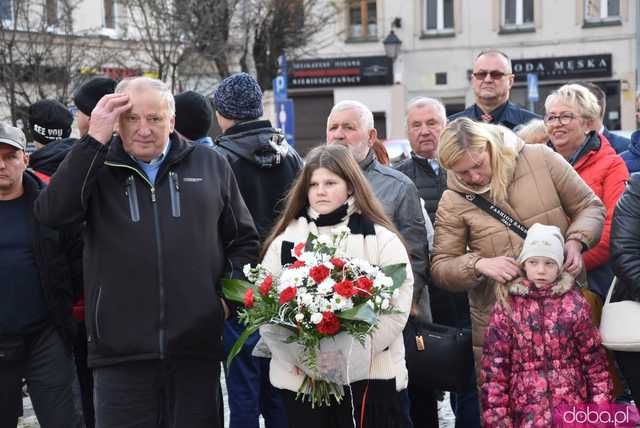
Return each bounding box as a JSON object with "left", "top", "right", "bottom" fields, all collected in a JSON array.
[{"left": 368, "top": 128, "right": 377, "bottom": 146}]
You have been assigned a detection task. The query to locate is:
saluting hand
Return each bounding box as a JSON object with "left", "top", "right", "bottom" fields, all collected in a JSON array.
[{"left": 88, "top": 93, "right": 132, "bottom": 144}]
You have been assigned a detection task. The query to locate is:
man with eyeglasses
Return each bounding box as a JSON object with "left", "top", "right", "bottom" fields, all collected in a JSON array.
[
  {"left": 620, "top": 92, "right": 640, "bottom": 174},
  {"left": 449, "top": 50, "right": 540, "bottom": 129}
]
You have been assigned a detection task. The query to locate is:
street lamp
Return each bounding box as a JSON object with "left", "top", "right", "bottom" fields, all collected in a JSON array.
[{"left": 382, "top": 30, "right": 402, "bottom": 60}]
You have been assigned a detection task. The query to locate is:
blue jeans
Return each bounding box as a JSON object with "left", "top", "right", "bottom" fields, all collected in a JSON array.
[
  {"left": 94, "top": 359, "right": 221, "bottom": 428},
  {"left": 224, "top": 317, "right": 288, "bottom": 428},
  {"left": 0, "top": 325, "right": 80, "bottom": 428}
]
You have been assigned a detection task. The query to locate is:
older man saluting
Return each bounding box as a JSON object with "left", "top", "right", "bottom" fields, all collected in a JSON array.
[{"left": 35, "top": 77, "right": 259, "bottom": 428}]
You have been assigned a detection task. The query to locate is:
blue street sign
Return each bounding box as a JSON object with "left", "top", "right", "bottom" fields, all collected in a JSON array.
[
  {"left": 527, "top": 73, "right": 539, "bottom": 102},
  {"left": 275, "top": 98, "right": 294, "bottom": 146},
  {"left": 273, "top": 75, "right": 287, "bottom": 101}
]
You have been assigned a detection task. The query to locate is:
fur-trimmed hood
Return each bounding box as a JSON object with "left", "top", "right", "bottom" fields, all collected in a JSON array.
[{"left": 508, "top": 272, "right": 574, "bottom": 297}]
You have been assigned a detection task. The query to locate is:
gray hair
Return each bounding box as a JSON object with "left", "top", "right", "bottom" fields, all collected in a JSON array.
[
  {"left": 328, "top": 100, "right": 374, "bottom": 131},
  {"left": 405, "top": 97, "right": 447, "bottom": 129},
  {"left": 115, "top": 77, "right": 175, "bottom": 117},
  {"left": 475, "top": 49, "right": 513, "bottom": 74}
]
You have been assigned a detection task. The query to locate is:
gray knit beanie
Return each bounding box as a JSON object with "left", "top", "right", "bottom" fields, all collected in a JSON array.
[{"left": 213, "top": 73, "right": 263, "bottom": 121}]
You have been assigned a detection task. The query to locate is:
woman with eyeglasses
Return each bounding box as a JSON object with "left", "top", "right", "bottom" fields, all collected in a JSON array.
[
  {"left": 430, "top": 117, "right": 605, "bottom": 396},
  {"left": 544, "top": 84, "right": 629, "bottom": 299}
]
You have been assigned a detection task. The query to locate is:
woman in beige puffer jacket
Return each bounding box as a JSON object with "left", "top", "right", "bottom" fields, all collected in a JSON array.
[{"left": 431, "top": 117, "right": 606, "bottom": 382}]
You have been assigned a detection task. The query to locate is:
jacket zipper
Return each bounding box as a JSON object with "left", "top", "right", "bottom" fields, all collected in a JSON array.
[
  {"left": 104, "top": 161, "right": 167, "bottom": 357},
  {"left": 125, "top": 175, "right": 141, "bottom": 222},
  {"left": 95, "top": 287, "right": 103, "bottom": 340},
  {"left": 169, "top": 171, "right": 181, "bottom": 218}
]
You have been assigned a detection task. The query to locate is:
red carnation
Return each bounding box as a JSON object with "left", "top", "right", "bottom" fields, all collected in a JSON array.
[
  {"left": 294, "top": 242, "right": 305, "bottom": 257},
  {"left": 288, "top": 260, "right": 306, "bottom": 270},
  {"left": 259, "top": 276, "right": 273, "bottom": 296},
  {"left": 316, "top": 311, "right": 341, "bottom": 335},
  {"left": 243, "top": 288, "right": 254, "bottom": 308},
  {"left": 309, "top": 265, "right": 331, "bottom": 284},
  {"left": 330, "top": 258, "right": 346, "bottom": 270},
  {"left": 334, "top": 279, "right": 357, "bottom": 298},
  {"left": 356, "top": 277, "right": 374, "bottom": 298},
  {"left": 279, "top": 286, "right": 297, "bottom": 304}
]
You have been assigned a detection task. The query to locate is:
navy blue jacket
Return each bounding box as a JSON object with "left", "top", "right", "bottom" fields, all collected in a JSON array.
[
  {"left": 621, "top": 130, "right": 640, "bottom": 174},
  {"left": 602, "top": 128, "right": 630, "bottom": 154},
  {"left": 448, "top": 100, "right": 540, "bottom": 130}
]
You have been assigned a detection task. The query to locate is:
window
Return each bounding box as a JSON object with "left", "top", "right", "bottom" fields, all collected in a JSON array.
[
  {"left": 46, "top": 0, "right": 58, "bottom": 26},
  {"left": 502, "top": 0, "right": 534, "bottom": 29},
  {"left": 584, "top": 0, "right": 620, "bottom": 22},
  {"left": 348, "top": 0, "right": 377, "bottom": 40},
  {"left": 424, "top": 0, "right": 453, "bottom": 34},
  {"left": 103, "top": 0, "right": 115, "bottom": 29},
  {"left": 0, "top": 0, "right": 13, "bottom": 22}
]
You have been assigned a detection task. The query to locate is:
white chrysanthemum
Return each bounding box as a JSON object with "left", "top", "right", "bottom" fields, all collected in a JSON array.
[
  {"left": 381, "top": 299, "right": 390, "bottom": 310},
  {"left": 295, "top": 313, "right": 305, "bottom": 322},
  {"left": 300, "top": 292, "right": 314, "bottom": 307},
  {"left": 278, "top": 266, "right": 310, "bottom": 292},
  {"left": 299, "top": 252, "right": 318, "bottom": 266},
  {"left": 310, "top": 313, "right": 323, "bottom": 324},
  {"left": 375, "top": 296, "right": 382, "bottom": 305},
  {"left": 330, "top": 295, "right": 353, "bottom": 311},
  {"left": 316, "top": 234, "right": 332, "bottom": 246},
  {"left": 317, "top": 277, "right": 336, "bottom": 295}
]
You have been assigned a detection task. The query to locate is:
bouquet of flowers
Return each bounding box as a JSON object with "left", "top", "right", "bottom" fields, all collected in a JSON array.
[{"left": 222, "top": 225, "right": 406, "bottom": 408}]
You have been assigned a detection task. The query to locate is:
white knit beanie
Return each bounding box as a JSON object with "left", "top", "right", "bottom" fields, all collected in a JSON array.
[{"left": 518, "top": 223, "right": 565, "bottom": 268}]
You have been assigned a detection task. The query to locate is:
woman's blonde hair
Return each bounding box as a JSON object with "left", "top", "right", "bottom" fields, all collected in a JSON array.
[
  {"left": 516, "top": 119, "right": 549, "bottom": 145},
  {"left": 437, "top": 117, "right": 518, "bottom": 202},
  {"left": 544, "top": 83, "right": 600, "bottom": 121},
  {"left": 260, "top": 144, "right": 401, "bottom": 259}
]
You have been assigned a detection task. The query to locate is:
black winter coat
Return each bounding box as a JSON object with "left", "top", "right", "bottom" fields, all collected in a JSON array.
[
  {"left": 35, "top": 133, "right": 259, "bottom": 367},
  {"left": 610, "top": 172, "right": 640, "bottom": 303},
  {"left": 448, "top": 100, "right": 540, "bottom": 130},
  {"left": 214, "top": 120, "right": 303, "bottom": 242},
  {"left": 21, "top": 171, "right": 82, "bottom": 348}
]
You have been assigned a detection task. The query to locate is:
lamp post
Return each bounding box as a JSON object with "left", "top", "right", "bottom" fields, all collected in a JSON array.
[{"left": 382, "top": 30, "right": 402, "bottom": 60}]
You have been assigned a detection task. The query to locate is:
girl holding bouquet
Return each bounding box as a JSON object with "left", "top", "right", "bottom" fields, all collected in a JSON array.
[{"left": 259, "top": 144, "right": 414, "bottom": 428}]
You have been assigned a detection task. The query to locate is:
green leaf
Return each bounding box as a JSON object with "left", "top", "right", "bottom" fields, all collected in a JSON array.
[
  {"left": 304, "top": 233, "right": 317, "bottom": 251},
  {"left": 222, "top": 279, "right": 253, "bottom": 303},
  {"left": 226, "top": 324, "right": 260, "bottom": 370},
  {"left": 382, "top": 263, "right": 407, "bottom": 290},
  {"left": 337, "top": 302, "right": 378, "bottom": 324}
]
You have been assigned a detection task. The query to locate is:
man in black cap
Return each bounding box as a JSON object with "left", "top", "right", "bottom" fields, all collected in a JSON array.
[
  {"left": 0, "top": 123, "right": 82, "bottom": 427},
  {"left": 175, "top": 90, "right": 214, "bottom": 147},
  {"left": 73, "top": 76, "right": 117, "bottom": 137},
  {"left": 214, "top": 72, "right": 301, "bottom": 428},
  {"left": 28, "top": 99, "right": 74, "bottom": 183}
]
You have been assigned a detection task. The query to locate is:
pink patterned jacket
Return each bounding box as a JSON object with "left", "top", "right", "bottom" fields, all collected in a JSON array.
[{"left": 480, "top": 273, "right": 612, "bottom": 427}]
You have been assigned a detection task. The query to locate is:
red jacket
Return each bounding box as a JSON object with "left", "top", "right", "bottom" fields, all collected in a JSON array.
[
  {"left": 481, "top": 273, "right": 612, "bottom": 427},
  {"left": 573, "top": 133, "right": 628, "bottom": 271}
]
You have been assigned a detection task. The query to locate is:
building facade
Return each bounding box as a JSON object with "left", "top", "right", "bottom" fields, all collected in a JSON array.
[{"left": 287, "top": 0, "right": 638, "bottom": 154}]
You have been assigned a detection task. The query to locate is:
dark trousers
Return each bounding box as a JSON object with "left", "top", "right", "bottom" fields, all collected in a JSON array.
[
  {"left": 450, "top": 318, "right": 481, "bottom": 428},
  {"left": 93, "top": 359, "right": 221, "bottom": 428},
  {"left": 74, "top": 321, "right": 94, "bottom": 428},
  {"left": 280, "top": 380, "right": 412, "bottom": 428},
  {"left": 407, "top": 385, "right": 438, "bottom": 428},
  {"left": 224, "top": 317, "right": 288, "bottom": 428},
  {"left": 0, "top": 325, "right": 79, "bottom": 428},
  {"left": 615, "top": 351, "right": 640, "bottom": 409}
]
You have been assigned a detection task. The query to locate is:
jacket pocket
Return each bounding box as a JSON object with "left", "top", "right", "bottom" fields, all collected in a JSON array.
[
  {"left": 169, "top": 171, "right": 181, "bottom": 218},
  {"left": 125, "top": 176, "right": 140, "bottom": 223}
]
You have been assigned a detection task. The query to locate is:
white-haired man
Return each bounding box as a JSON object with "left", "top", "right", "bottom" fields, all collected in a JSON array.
[{"left": 36, "top": 76, "right": 259, "bottom": 428}]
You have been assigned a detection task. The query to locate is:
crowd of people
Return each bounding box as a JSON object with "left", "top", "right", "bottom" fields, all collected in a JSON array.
[{"left": 0, "top": 48, "right": 639, "bottom": 428}]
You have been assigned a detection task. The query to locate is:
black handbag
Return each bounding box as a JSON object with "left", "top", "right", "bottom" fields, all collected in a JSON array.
[
  {"left": 0, "top": 336, "right": 26, "bottom": 361},
  {"left": 403, "top": 318, "right": 473, "bottom": 393}
]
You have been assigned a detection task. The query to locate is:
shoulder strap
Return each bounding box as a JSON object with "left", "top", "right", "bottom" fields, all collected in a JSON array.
[{"left": 455, "top": 191, "right": 528, "bottom": 239}]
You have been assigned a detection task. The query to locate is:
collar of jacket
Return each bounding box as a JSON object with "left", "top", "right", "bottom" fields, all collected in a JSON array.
[
  {"left": 410, "top": 152, "right": 438, "bottom": 175},
  {"left": 223, "top": 119, "right": 273, "bottom": 137},
  {"left": 21, "top": 169, "right": 45, "bottom": 203},
  {"left": 630, "top": 129, "right": 640, "bottom": 155},
  {"left": 570, "top": 131, "right": 601, "bottom": 167},
  {"left": 358, "top": 148, "right": 377, "bottom": 172},
  {"left": 104, "top": 132, "right": 194, "bottom": 180},
  {"left": 508, "top": 271, "right": 574, "bottom": 297}
]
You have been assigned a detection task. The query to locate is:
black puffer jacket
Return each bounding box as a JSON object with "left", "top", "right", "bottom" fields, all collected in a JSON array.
[
  {"left": 20, "top": 171, "right": 82, "bottom": 348},
  {"left": 35, "top": 133, "right": 259, "bottom": 367},
  {"left": 610, "top": 172, "right": 640, "bottom": 303},
  {"left": 214, "top": 120, "right": 303, "bottom": 242},
  {"left": 29, "top": 137, "right": 77, "bottom": 177}
]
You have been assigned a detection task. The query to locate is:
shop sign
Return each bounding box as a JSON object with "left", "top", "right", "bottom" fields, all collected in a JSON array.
[
  {"left": 512, "top": 54, "right": 611, "bottom": 81},
  {"left": 288, "top": 56, "right": 393, "bottom": 88}
]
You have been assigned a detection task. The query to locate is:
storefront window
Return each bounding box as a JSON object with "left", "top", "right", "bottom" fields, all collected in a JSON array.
[
  {"left": 424, "top": 0, "right": 454, "bottom": 34},
  {"left": 584, "top": 0, "right": 620, "bottom": 23},
  {"left": 0, "top": 0, "right": 13, "bottom": 23},
  {"left": 46, "top": 0, "right": 58, "bottom": 26},
  {"left": 502, "top": 0, "right": 534, "bottom": 29},
  {"left": 348, "top": 0, "right": 377, "bottom": 40},
  {"left": 104, "top": 0, "right": 115, "bottom": 29}
]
